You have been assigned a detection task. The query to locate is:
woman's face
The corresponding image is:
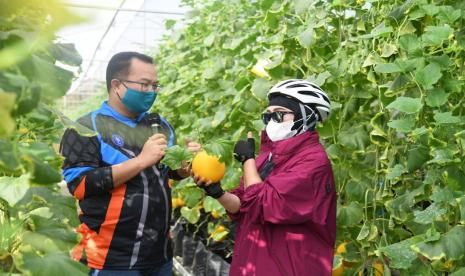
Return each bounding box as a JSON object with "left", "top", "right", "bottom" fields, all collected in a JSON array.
[{"left": 266, "top": 106, "right": 295, "bottom": 122}]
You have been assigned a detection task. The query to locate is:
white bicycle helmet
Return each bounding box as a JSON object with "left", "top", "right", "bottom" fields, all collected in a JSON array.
[{"left": 268, "top": 79, "right": 331, "bottom": 122}]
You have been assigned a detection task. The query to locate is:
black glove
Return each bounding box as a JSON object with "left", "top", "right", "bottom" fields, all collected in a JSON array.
[
  {"left": 201, "top": 182, "right": 225, "bottom": 199},
  {"left": 234, "top": 138, "right": 255, "bottom": 163}
]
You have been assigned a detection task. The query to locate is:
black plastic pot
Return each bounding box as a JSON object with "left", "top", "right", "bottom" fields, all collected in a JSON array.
[
  {"left": 206, "top": 252, "right": 230, "bottom": 276},
  {"left": 192, "top": 241, "right": 208, "bottom": 275},
  {"left": 182, "top": 236, "right": 198, "bottom": 268},
  {"left": 172, "top": 222, "right": 185, "bottom": 257}
]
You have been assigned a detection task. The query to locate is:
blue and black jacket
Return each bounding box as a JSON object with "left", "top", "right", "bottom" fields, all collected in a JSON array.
[{"left": 59, "top": 101, "right": 182, "bottom": 270}]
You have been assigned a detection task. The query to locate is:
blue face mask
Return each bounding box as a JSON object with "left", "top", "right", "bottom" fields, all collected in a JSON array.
[{"left": 118, "top": 88, "right": 157, "bottom": 114}]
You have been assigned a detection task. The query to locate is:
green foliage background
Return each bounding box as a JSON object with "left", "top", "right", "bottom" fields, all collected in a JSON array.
[
  {"left": 155, "top": 0, "right": 465, "bottom": 274},
  {"left": 0, "top": 0, "right": 88, "bottom": 274}
]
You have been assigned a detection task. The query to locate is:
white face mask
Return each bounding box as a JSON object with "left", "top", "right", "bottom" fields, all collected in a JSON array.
[{"left": 265, "top": 120, "right": 297, "bottom": 142}]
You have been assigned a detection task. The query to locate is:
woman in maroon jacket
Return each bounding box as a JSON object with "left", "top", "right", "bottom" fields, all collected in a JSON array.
[{"left": 194, "top": 79, "right": 336, "bottom": 276}]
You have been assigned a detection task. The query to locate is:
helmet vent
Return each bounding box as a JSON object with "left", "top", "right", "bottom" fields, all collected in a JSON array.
[
  {"left": 297, "top": 90, "right": 319, "bottom": 97},
  {"left": 277, "top": 80, "right": 295, "bottom": 88},
  {"left": 288, "top": 84, "right": 309, "bottom": 88}
]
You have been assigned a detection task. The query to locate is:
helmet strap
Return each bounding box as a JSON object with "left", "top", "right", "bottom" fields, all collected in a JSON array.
[
  {"left": 300, "top": 103, "right": 308, "bottom": 131},
  {"left": 298, "top": 104, "right": 317, "bottom": 132}
]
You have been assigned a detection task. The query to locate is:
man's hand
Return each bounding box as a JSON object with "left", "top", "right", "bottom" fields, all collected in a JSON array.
[
  {"left": 177, "top": 138, "right": 202, "bottom": 178},
  {"left": 234, "top": 132, "right": 255, "bottom": 164},
  {"left": 137, "top": 134, "right": 167, "bottom": 168},
  {"left": 185, "top": 138, "right": 202, "bottom": 154}
]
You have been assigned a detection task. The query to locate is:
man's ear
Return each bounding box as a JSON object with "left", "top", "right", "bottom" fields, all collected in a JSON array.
[{"left": 110, "top": 79, "right": 120, "bottom": 91}]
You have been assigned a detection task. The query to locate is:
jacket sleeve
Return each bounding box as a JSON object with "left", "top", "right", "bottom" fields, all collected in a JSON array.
[
  {"left": 60, "top": 128, "right": 114, "bottom": 200},
  {"left": 238, "top": 160, "right": 335, "bottom": 225},
  {"left": 167, "top": 169, "right": 185, "bottom": 180}
]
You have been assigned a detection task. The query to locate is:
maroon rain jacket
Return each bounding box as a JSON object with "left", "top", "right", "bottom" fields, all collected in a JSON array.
[{"left": 228, "top": 131, "right": 336, "bottom": 276}]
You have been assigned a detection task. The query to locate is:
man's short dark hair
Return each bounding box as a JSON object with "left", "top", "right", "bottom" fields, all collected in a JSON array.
[{"left": 106, "top": 52, "right": 154, "bottom": 92}]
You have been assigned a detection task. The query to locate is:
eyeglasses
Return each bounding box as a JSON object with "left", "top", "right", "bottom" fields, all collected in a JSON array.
[
  {"left": 261, "top": 111, "right": 294, "bottom": 124},
  {"left": 119, "top": 79, "right": 161, "bottom": 91}
]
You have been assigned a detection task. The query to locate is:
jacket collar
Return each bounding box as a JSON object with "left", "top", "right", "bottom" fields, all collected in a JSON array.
[
  {"left": 97, "top": 101, "right": 147, "bottom": 128},
  {"left": 259, "top": 130, "right": 320, "bottom": 157}
]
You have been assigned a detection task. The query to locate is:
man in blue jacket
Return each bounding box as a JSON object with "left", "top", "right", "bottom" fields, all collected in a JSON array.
[{"left": 60, "top": 52, "right": 200, "bottom": 275}]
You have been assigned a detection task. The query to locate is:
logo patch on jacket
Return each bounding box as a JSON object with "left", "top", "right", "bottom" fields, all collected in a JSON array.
[{"left": 111, "top": 134, "right": 125, "bottom": 147}]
